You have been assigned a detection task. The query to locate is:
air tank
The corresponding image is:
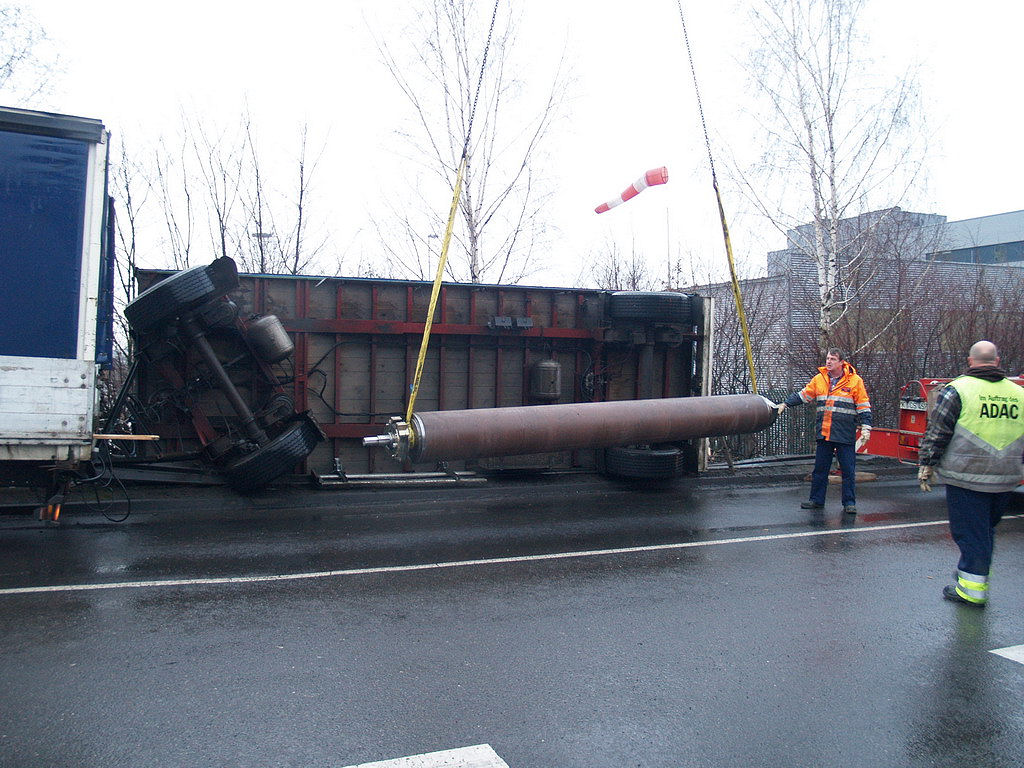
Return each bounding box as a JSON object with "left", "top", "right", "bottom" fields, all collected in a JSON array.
[
  {"left": 245, "top": 314, "right": 294, "bottom": 363},
  {"left": 529, "top": 359, "right": 562, "bottom": 402}
]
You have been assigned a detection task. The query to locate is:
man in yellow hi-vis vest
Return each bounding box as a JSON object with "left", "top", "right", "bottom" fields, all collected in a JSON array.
[{"left": 918, "top": 340, "right": 1024, "bottom": 607}]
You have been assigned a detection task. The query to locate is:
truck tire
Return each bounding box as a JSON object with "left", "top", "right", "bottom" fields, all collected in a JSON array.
[
  {"left": 223, "top": 415, "right": 322, "bottom": 491},
  {"left": 603, "top": 445, "right": 687, "bottom": 479},
  {"left": 125, "top": 258, "right": 239, "bottom": 335},
  {"left": 607, "top": 291, "right": 692, "bottom": 324},
  {"left": 689, "top": 294, "right": 706, "bottom": 331}
]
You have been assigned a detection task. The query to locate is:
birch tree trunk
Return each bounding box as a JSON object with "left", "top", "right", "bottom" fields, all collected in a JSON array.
[{"left": 740, "top": 0, "right": 924, "bottom": 356}]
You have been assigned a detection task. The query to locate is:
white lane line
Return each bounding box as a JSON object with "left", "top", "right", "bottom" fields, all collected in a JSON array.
[
  {"left": 991, "top": 645, "right": 1024, "bottom": 665},
  {"left": 340, "top": 744, "right": 509, "bottom": 768},
  {"left": 2, "top": 514, "right": 1021, "bottom": 597}
]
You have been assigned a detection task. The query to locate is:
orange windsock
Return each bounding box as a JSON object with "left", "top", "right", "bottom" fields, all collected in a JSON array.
[{"left": 595, "top": 167, "right": 669, "bottom": 214}]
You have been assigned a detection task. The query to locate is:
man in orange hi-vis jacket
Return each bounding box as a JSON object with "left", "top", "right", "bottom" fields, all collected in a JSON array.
[{"left": 776, "top": 348, "right": 872, "bottom": 515}]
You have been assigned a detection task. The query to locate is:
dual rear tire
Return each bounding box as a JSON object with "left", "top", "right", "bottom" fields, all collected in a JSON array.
[
  {"left": 125, "top": 258, "right": 239, "bottom": 335},
  {"left": 607, "top": 291, "right": 701, "bottom": 326},
  {"left": 603, "top": 445, "right": 689, "bottom": 479},
  {"left": 223, "top": 415, "right": 323, "bottom": 492}
]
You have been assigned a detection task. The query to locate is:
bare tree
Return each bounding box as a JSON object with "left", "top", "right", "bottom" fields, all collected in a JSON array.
[
  {"left": 98, "top": 136, "right": 149, "bottom": 427},
  {"left": 189, "top": 114, "right": 246, "bottom": 263},
  {"left": 238, "top": 120, "right": 329, "bottom": 276},
  {"left": 242, "top": 119, "right": 273, "bottom": 274},
  {"left": 587, "top": 238, "right": 660, "bottom": 291},
  {"left": 0, "top": 3, "right": 61, "bottom": 104},
  {"left": 923, "top": 265, "right": 1024, "bottom": 374},
  {"left": 289, "top": 124, "right": 322, "bottom": 275},
  {"left": 111, "top": 139, "right": 148, "bottom": 326},
  {"left": 140, "top": 112, "right": 330, "bottom": 276},
  {"left": 376, "top": 0, "right": 568, "bottom": 284},
  {"left": 151, "top": 134, "right": 196, "bottom": 270},
  {"left": 740, "top": 0, "right": 925, "bottom": 354}
]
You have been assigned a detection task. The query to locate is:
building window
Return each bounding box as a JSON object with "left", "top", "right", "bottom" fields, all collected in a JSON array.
[{"left": 929, "top": 240, "right": 1024, "bottom": 264}]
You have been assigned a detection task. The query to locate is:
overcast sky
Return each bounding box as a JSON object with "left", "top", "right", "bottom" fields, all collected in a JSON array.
[{"left": 24, "top": 0, "right": 1024, "bottom": 286}]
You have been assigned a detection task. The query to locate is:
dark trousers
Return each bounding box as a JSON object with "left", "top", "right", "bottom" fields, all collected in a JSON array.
[
  {"left": 946, "top": 484, "right": 1009, "bottom": 576},
  {"left": 809, "top": 440, "right": 856, "bottom": 506}
]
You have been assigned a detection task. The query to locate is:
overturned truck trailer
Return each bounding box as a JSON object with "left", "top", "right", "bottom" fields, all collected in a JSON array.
[{"left": 131, "top": 261, "right": 771, "bottom": 485}]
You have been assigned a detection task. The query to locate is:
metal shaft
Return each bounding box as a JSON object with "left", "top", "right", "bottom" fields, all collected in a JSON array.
[
  {"left": 405, "top": 394, "right": 776, "bottom": 463},
  {"left": 181, "top": 316, "right": 268, "bottom": 445}
]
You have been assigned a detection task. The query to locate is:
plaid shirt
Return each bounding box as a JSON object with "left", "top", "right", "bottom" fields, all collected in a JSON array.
[{"left": 918, "top": 384, "right": 962, "bottom": 467}]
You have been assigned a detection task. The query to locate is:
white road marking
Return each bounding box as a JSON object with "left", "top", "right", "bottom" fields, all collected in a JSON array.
[
  {"left": 1, "top": 514, "right": 1021, "bottom": 597},
  {"left": 990, "top": 644, "right": 1024, "bottom": 665},
  {"left": 340, "top": 744, "right": 509, "bottom": 768}
]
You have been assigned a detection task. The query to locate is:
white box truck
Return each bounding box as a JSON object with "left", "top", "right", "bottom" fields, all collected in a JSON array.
[{"left": 0, "top": 107, "right": 113, "bottom": 480}]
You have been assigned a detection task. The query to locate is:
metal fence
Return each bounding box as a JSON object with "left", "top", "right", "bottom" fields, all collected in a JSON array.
[{"left": 708, "top": 387, "right": 818, "bottom": 462}]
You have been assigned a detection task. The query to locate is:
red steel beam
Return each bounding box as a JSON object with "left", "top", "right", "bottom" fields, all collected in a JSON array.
[
  {"left": 323, "top": 424, "right": 388, "bottom": 439},
  {"left": 295, "top": 279, "right": 309, "bottom": 413},
  {"left": 281, "top": 318, "right": 617, "bottom": 340},
  {"left": 496, "top": 344, "right": 503, "bottom": 408}
]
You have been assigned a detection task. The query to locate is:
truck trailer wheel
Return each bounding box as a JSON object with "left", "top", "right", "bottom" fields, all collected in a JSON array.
[
  {"left": 603, "top": 445, "right": 687, "bottom": 479},
  {"left": 223, "top": 415, "right": 323, "bottom": 491},
  {"left": 607, "top": 291, "right": 692, "bottom": 324},
  {"left": 125, "top": 257, "right": 239, "bottom": 335}
]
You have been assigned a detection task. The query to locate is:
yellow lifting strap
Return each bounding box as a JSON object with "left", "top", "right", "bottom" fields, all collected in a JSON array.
[
  {"left": 405, "top": 155, "right": 466, "bottom": 427},
  {"left": 676, "top": 0, "right": 758, "bottom": 394},
  {"left": 713, "top": 178, "right": 758, "bottom": 394},
  {"left": 404, "top": 0, "right": 501, "bottom": 437}
]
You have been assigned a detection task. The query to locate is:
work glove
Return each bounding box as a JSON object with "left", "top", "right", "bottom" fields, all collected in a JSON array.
[
  {"left": 774, "top": 402, "right": 787, "bottom": 415},
  {"left": 918, "top": 465, "right": 933, "bottom": 492},
  {"left": 855, "top": 425, "right": 871, "bottom": 453}
]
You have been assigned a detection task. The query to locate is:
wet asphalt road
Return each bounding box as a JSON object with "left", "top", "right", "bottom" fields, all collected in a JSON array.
[{"left": 1, "top": 466, "right": 1023, "bottom": 768}]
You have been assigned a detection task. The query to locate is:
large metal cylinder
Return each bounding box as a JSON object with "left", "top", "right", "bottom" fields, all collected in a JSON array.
[{"left": 405, "top": 394, "right": 776, "bottom": 463}]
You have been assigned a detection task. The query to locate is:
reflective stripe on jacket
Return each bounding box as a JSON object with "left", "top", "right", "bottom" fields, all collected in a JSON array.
[
  {"left": 937, "top": 375, "right": 1024, "bottom": 492},
  {"left": 784, "top": 362, "right": 871, "bottom": 444}
]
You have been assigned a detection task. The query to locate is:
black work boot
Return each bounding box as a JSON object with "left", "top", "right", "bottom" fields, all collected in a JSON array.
[
  {"left": 943, "top": 584, "right": 984, "bottom": 608},
  {"left": 800, "top": 501, "right": 824, "bottom": 509}
]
